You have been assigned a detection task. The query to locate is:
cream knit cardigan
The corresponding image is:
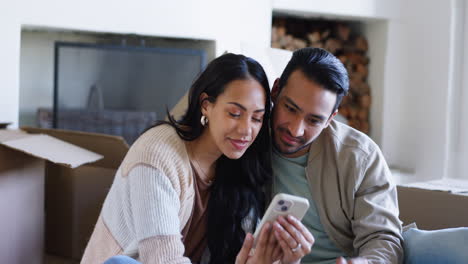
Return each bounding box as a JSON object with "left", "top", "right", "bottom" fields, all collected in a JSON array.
[{"left": 81, "top": 125, "right": 196, "bottom": 264}]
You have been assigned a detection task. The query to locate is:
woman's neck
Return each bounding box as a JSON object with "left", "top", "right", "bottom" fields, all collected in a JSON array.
[{"left": 186, "top": 130, "right": 221, "bottom": 183}]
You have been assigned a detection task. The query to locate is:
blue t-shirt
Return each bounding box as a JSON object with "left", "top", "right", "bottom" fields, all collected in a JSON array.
[{"left": 272, "top": 150, "right": 345, "bottom": 264}]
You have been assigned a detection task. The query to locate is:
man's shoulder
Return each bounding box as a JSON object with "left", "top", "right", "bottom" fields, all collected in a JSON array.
[{"left": 323, "top": 120, "right": 380, "bottom": 158}]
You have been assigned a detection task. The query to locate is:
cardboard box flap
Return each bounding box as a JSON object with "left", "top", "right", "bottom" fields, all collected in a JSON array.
[
  {"left": 0, "top": 129, "right": 31, "bottom": 142},
  {"left": 0, "top": 132, "right": 103, "bottom": 168},
  {"left": 21, "top": 127, "right": 129, "bottom": 169}
]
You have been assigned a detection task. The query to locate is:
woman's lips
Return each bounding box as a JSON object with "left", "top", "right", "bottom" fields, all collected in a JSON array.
[{"left": 229, "top": 139, "right": 249, "bottom": 150}]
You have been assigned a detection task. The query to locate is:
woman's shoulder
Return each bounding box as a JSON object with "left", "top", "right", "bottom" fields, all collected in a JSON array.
[
  {"left": 121, "top": 124, "right": 191, "bottom": 178},
  {"left": 139, "top": 124, "right": 182, "bottom": 143},
  {"left": 134, "top": 124, "right": 186, "bottom": 152}
]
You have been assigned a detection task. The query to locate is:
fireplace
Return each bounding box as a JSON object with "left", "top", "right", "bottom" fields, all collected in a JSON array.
[{"left": 20, "top": 29, "right": 216, "bottom": 144}]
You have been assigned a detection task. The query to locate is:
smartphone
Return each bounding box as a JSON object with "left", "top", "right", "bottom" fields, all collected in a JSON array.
[{"left": 252, "top": 193, "right": 309, "bottom": 247}]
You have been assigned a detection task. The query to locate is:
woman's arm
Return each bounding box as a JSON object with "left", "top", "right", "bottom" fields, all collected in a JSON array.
[{"left": 128, "top": 165, "right": 191, "bottom": 264}]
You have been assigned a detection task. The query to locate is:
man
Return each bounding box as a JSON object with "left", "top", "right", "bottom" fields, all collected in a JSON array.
[{"left": 269, "top": 47, "right": 403, "bottom": 264}]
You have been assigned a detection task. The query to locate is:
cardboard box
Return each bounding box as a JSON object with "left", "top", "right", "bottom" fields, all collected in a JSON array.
[
  {"left": 22, "top": 127, "right": 129, "bottom": 260},
  {"left": 398, "top": 186, "right": 468, "bottom": 230},
  {"left": 0, "top": 129, "right": 103, "bottom": 264}
]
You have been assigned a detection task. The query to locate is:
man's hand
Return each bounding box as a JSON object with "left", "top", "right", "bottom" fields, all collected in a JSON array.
[
  {"left": 336, "top": 257, "right": 368, "bottom": 264},
  {"left": 235, "top": 222, "right": 282, "bottom": 264},
  {"left": 272, "top": 215, "right": 315, "bottom": 264}
]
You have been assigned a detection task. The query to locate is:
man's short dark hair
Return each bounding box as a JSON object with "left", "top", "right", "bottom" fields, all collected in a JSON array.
[{"left": 279, "top": 48, "right": 349, "bottom": 114}]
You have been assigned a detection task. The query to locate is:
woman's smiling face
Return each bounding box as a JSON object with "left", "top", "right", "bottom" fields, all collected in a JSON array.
[{"left": 203, "top": 78, "right": 266, "bottom": 159}]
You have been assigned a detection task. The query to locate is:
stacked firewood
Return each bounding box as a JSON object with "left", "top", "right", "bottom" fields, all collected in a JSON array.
[{"left": 271, "top": 17, "right": 371, "bottom": 134}]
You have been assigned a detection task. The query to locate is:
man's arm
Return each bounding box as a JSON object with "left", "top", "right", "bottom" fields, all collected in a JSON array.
[{"left": 351, "top": 148, "right": 404, "bottom": 264}]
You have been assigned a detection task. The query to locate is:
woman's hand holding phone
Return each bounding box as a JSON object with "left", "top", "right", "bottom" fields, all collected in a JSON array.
[
  {"left": 236, "top": 215, "right": 315, "bottom": 264},
  {"left": 235, "top": 223, "right": 282, "bottom": 264},
  {"left": 235, "top": 193, "right": 315, "bottom": 264}
]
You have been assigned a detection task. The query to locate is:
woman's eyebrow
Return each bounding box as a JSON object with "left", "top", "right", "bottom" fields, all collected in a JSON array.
[{"left": 227, "top": 102, "right": 265, "bottom": 113}]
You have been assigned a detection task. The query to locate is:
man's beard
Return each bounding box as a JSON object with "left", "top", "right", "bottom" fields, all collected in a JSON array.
[{"left": 272, "top": 126, "right": 310, "bottom": 155}]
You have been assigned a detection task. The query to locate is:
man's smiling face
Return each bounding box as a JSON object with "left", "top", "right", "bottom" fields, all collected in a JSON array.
[{"left": 271, "top": 69, "right": 337, "bottom": 158}]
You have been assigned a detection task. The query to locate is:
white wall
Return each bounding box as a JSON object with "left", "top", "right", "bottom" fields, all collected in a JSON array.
[
  {"left": 380, "top": 19, "right": 414, "bottom": 170},
  {"left": 381, "top": 0, "right": 456, "bottom": 180},
  {"left": 1, "top": 0, "right": 272, "bottom": 127},
  {"left": 273, "top": 0, "right": 400, "bottom": 20},
  {"left": 459, "top": 0, "right": 468, "bottom": 179},
  {"left": 449, "top": 0, "right": 468, "bottom": 179},
  {"left": 0, "top": 4, "right": 21, "bottom": 125},
  {"left": 363, "top": 21, "right": 389, "bottom": 147}
]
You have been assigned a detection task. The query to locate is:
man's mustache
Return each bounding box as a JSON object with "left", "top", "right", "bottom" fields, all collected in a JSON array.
[{"left": 277, "top": 126, "right": 306, "bottom": 144}]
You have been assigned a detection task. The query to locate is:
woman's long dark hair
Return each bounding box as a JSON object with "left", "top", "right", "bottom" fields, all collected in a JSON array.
[{"left": 157, "top": 53, "right": 272, "bottom": 262}]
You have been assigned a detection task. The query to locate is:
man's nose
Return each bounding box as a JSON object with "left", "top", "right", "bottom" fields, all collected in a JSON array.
[{"left": 288, "top": 118, "right": 305, "bottom": 138}]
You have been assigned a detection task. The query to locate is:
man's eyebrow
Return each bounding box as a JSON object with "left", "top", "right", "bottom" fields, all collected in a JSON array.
[
  {"left": 284, "top": 97, "right": 302, "bottom": 112},
  {"left": 307, "top": 113, "right": 327, "bottom": 122},
  {"left": 284, "top": 97, "right": 326, "bottom": 121},
  {"left": 227, "top": 102, "right": 265, "bottom": 113}
]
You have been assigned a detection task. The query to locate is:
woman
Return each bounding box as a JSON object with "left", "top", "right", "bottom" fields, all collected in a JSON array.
[{"left": 81, "top": 53, "right": 282, "bottom": 264}]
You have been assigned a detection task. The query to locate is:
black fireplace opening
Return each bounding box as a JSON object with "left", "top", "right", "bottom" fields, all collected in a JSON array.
[{"left": 41, "top": 41, "right": 206, "bottom": 144}]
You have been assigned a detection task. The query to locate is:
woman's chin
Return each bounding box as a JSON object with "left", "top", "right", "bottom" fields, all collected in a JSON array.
[{"left": 223, "top": 150, "right": 246, "bottom": 160}]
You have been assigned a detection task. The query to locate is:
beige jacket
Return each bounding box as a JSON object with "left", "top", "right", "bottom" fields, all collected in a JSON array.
[{"left": 304, "top": 120, "right": 403, "bottom": 263}]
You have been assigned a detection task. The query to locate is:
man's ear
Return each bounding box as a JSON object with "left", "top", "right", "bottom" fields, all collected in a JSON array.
[
  {"left": 325, "top": 110, "right": 338, "bottom": 127},
  {"left": 271, "top": 78, "right": 281, "bottom": 103}
]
